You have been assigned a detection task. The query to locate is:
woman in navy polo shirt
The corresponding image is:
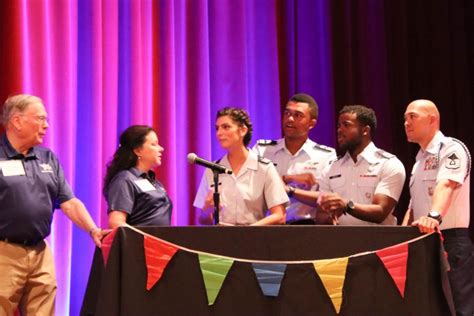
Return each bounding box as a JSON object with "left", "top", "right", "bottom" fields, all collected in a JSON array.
[{"left": 104, "top": 125, "right": 172, "bottom": 227}]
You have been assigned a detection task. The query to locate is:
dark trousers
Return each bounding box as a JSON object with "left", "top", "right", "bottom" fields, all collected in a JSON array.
[{"left": 442, "top": 228, "right": 474, "bottom": 316}]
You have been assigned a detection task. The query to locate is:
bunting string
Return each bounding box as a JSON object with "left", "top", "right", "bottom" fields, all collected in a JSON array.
[{"left": 123, "top": 224, "right": 435, "bottom": 264}]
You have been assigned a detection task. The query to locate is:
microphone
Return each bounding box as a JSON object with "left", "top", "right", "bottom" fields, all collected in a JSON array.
[{"left": 187, "top": 153, "right": 233, "bottom": 175}]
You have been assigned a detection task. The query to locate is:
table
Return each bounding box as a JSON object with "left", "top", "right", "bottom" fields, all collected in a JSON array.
[{"left": 81, "top": 226, "right": 453, "bottom": 315}]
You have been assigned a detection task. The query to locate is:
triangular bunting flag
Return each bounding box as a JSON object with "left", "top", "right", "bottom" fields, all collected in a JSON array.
[
  {"left": 251, "top": 263, "right": 287, "bottom": 297},
  {"left": 376, "top": 242, "right": 408, "bottom": 297},
  {"left": 144, "top": 236, "right": 178, "bottom": 290},
  {"left": 101, "top": 227, "right": 118, "bottom": 267},
  {"left": 198, "top": 254, "right": 234, "bottom": 305},
  {"left": 313, "top": 257, "right": 349, "bottom": 314}
]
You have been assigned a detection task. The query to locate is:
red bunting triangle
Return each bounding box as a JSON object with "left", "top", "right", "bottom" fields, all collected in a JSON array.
[
  {"left": 376, "top": 243, "right": 408, "bottom": 297},
  {"left": 144, "top": 236, "right": 178, "bottom": 290},
  {"left": 101, "top": 228, "right": 118, "bottom": 267}
]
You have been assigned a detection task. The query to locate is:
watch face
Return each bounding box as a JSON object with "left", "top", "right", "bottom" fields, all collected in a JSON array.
[
  {"left": 428, "top": 211, "right": 442, "bottom": 224},
  {"left": 347, "top": 200, "right": 355, "bottom": 210}
]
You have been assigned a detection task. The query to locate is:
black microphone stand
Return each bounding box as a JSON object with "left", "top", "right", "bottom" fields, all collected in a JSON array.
[{"left": 212, "top": 170, "right": 221, "bottom": 225}]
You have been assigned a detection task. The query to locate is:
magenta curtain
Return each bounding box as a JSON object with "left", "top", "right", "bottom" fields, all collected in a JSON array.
[{"left": 0, "top": 1, "right": 335, "bottom": 314}]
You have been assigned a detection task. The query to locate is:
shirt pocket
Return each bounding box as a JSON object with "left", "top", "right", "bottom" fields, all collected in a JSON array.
[
  {"left": 328, "top": 175, "right": 345, "bottom": 191},
  {"left": 422, "top": 170, "right": 437, "bottom": 182},
  {"left": 422, "top": 171, "right": 437, "bottom": 197},
  {"left": 357, "top": 177, "right": 378, "bottom": 201}
]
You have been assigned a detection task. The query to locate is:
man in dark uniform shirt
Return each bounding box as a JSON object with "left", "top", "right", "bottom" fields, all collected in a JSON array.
[{"left": 0, "top": 94, "right": 107, "bottom": 316}]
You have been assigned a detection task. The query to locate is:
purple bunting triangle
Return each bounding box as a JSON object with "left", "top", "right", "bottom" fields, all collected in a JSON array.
[{"left": 251, "top": 263, "right": 287, "bottom": 297}]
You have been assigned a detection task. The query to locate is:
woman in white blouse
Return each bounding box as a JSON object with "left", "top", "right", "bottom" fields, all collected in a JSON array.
[{"left": 193, "top": 107, "right": 288, "bottom": 225}]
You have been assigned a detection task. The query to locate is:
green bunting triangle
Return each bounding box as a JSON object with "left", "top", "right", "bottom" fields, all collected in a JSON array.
[{"left": 198, "top": 254, "right": 234, "bottom": 305}]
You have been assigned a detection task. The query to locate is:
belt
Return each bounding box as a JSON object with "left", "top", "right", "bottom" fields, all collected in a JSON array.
[{"left": 0, "top": 237, "right": 41, "bottom": 246}]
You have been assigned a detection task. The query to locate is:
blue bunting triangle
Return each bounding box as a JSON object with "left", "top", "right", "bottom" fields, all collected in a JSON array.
[{"left": 251, "top": 263, "right": 287, "bottom": 297}]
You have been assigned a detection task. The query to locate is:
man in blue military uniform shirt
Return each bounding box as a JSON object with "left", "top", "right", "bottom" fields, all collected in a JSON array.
[{"left": 0, "top": 94, "right": 107, "bottom": 315}]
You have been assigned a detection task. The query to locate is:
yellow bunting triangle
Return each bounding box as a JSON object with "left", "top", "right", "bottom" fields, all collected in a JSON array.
[{"left": 313, "top": 257, "right": 349, "bottom": 314}]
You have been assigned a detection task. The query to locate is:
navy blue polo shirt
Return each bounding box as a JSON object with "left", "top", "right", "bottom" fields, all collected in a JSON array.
[
  {"left": 0, "top": 134, "right": 74, "bottom": 244},
  {"left": 106, "top": 168, "right": 172, "bottom": 226}
]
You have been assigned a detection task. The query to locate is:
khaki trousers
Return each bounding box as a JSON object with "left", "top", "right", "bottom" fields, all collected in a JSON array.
[{"left": 0, "top": 240, "right": 56, "bottom": 316}]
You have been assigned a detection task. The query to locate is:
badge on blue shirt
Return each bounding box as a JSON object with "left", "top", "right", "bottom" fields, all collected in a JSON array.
[
  {"left": 134, "top": 179, "right": 156, "bottom": 192},
  {"left": 39, "top": 163, "right": 54, "bottom": 173},
  {"left": 0, "top": 160, "right": 26, "bottom": 176}
]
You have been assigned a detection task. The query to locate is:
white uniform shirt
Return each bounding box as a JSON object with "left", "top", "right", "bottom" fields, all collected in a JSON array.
[
  {"left": 253, "top": 138, "right": 336, "bottom": 222},
  {"left": 193, "top": 150, "right": 289, "bottom": 225},
  {"left": 409, "top": 131, "right": 471, "bottom": 229},
  {"left": 319, "top": 142, "right": 406, "bottom": 225}
]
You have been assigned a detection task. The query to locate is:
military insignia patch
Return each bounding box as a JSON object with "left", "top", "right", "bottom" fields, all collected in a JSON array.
[
  {"left": 257, "top": 139, "right": 277, "bottom": 146},
  {"left": 445, "top": 152, "right": 461, "bottom": 169},
  {"left": 424, "top": 156, "right": 438, "bottom": 170}
]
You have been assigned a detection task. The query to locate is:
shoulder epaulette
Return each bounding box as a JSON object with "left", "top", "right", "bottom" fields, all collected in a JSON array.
[
  {"left": 257, "top": 156, "right": 271, "bottom": 164},
  {"left": 313, "top": 143, "right": 334, "bottom": 152},
  {"left": 375, "top": 149, "right": 395, "bottom": 159},
  {"left": 257, "top": 139, "right": 277, "bottom": 146},
  {"left": 450, "top": 138, "right": 471, "bottom": 180}
]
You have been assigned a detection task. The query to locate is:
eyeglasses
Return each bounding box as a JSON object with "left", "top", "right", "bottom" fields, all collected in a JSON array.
[{"left": 18, "top": 114, "right": 49, "bottom": 124}]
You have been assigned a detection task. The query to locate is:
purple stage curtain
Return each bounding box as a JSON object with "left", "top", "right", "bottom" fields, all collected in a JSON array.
[{"left": 0, "top": 1, "right": 334, "bottom": 314}]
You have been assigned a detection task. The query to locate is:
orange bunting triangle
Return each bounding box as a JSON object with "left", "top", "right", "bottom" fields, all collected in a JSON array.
[
  {"left": 101, "top": 227, "right": 118, "bottom": 267},
  {"left": 144, "top": 236, "right": 178, "bottom": 290},
  {"left": 376, "top": 242, "right": 408, "bottom": 297},
  {"left": 313, "top": 257, "right": 349, "bottom": 314}
]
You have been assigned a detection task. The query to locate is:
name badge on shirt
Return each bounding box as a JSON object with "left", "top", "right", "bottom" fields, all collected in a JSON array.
[
  {"left": 0, "top": 160, "right": 26, "bottom": 176},
  {"left": 134, "top": 179, "right": 156, "bottom": 192}
]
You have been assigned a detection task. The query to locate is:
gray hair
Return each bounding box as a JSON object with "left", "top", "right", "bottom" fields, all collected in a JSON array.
[{"left": 1, "top": 94, "right": 43, "bottom": 127}]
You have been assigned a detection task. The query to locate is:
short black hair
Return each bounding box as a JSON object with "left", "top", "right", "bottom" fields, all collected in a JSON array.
[
  {"left": 216, "top": 107, "right": 253, "bottom": 147},
  {"left": 289, "top": 93, "right": 318, "bottom": 119},
  {"left": 339, "top": 105, "right": 377, "bottom": 134}
]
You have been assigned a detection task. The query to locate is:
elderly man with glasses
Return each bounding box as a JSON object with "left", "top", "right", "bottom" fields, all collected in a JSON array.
[{"left": 0, "top": 94, "right": 107, "bottom": 316}]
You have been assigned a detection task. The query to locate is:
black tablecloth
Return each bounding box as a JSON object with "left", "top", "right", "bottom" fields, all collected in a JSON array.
[{"left": 81, "top": 226, "right": 453, "bottom": 316}]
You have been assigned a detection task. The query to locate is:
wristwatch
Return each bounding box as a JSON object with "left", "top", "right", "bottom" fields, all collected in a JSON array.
[
  {"left": 287, "top": 185, "right": 296, "bottom": 198},
  {"left": 427, "top": 211, "right": 443, "bottom": 224},
  {"left": 346, "top": 199, "right": 355, "bottom": 214}
]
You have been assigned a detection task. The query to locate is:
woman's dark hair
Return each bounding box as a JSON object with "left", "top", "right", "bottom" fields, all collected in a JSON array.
[
  {"left": 216, "top": 107, "right": 253, "bottom": 147},
  {"left": 103, "top": 125, "right": 155, "bottom": 196}
]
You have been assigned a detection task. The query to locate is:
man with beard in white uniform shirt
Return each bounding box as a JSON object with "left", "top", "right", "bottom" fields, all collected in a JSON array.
[{"left": 290, "top": 105, "right": 406, "bottom": 226}]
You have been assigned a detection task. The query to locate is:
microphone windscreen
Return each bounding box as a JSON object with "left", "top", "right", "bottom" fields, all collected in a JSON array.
[{"left": 187, "top": 153, "right": 197, "bottom": 164}]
